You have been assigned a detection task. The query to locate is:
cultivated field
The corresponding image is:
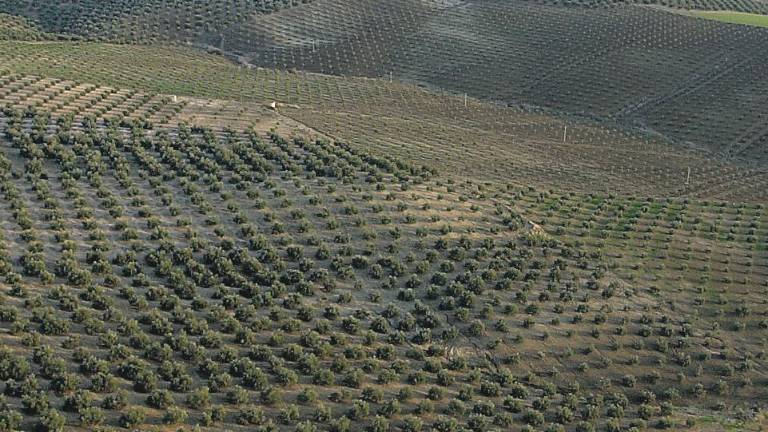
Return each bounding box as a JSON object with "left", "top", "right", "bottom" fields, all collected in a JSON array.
[
  {"left": 4, "top": 1, "right": 768, "bottom": 165},
  {"left": 0, "top": 0, "right": 313, "bottom": 43},
  {"left": 0, "top": 73, "right": 184, "bottom": 127},
  {"left": 0, "top": 105, "right": 766, "bottom": 431},
  {"left": 1, "top": 43, "right": 767, "bottom": 203},
  {"left": 0, "top": 13, "right": 50, "bottom": 41},
  {"left": 0, "top": 2, "right": 766, "bottom": 432},
  {"left": 214, "top": 1, "right": 768, "bottom": 165},
  {"left": 689, "top": 9, "right": 768, "bottom": 26},
  {"left": 546, "top": 0, "right": 768, "bottom": 14}
]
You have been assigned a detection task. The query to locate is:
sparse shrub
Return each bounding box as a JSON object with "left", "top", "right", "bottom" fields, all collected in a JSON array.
[
  {"left": 237, "top": 404, "right": 265, "bottom": 425},
  {"left": 523, "top": 409, "right": 544, "bottom": 426},
  {"left": 186, "top": 386, "right": 211, "bottom": 409},
  {"left": 119, "top": 407, "right": 145, "bottom": 428},
  {"left": 162, "top": 406, "right": 188, "bottom": 424},
  {"left": 78, "top": 406, "right": 105, "bottom": 426},
  {"left": 0, "top": 408, "right": 23, "bottom": 431},
  {"left": 38, "top": 408, "right": 65, "bottom": 432},
  {"left": 147, "top": 389, "right": 174, "bottom": 409}
]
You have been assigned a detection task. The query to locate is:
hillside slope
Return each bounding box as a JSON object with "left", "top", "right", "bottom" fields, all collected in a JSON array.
[
  {"left": 0, "top": 105, "right": 766, "bottom": 431},
  {"left": 2, "top": 46, "right": 768, "bottom": 202},
  {"left": 2, "top": 1, "right": 767, "bottom": 165},
  {"left": 219, "top": 1, "right": 768, "bottom": 164},
  {"left": 0, "top": 4, "right": 766, "bottom": 431},
  {"left": 0, "top": 0, "right": 313, "bottom": 43}
]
